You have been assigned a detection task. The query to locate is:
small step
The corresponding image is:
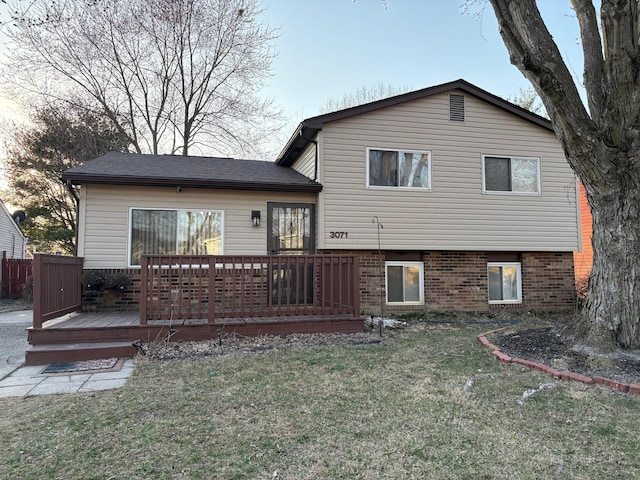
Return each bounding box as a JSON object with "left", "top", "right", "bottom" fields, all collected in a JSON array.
[{"left": 25, "top": 341, "right": 137, "bottom": 366}]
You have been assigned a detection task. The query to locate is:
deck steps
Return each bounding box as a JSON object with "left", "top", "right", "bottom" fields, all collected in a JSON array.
[{"left": 25, "top": 341, "right": 137, "bottom": 366}]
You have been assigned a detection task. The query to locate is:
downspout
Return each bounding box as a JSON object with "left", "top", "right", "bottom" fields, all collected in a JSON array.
[
  {"left": 300, "top": 130, "right": 318, "bottom": 182},
  {"left": 64, "top": 179, "right": 80, "bottom": 256}
]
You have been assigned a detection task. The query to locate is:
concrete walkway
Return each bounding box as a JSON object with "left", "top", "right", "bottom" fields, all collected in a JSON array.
[
  {"left": 0, "top": 359, "right": 135, "bottom": 398},
  {"left": 0, "top": 309, "right": 32, "bottom": 380},
  {"left": 0, "top": 309, "right": 135, "bottom": 398}
]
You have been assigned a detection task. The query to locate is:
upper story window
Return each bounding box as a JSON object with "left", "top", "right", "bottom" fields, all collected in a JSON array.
[
  {"left": 483, "top": 155, "right": 541, "bottom": 194},
  {"left": 129, "top": 208, "right": 223, "bottom": 266},
  {"left": 367, "top": 148, "right": 431, "bottom": 189}
]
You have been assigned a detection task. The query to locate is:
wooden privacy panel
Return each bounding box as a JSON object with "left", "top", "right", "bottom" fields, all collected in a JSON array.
[
  {"left": 32, "top": 254, "right": 83, "bottom": 328},
  {"left": 140, "top": 255, "right": 360, "bottom": 324}
]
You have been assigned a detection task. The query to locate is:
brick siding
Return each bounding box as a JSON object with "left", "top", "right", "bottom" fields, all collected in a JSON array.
[
  {"left": 322, "top": 250, "right": 576, "bottom": 315},
  {"left": 82, "top": 268, "right": 141, "bottom": 312},
  {"left": 83, "top": 251, "right": 576, "bottom": 315}
]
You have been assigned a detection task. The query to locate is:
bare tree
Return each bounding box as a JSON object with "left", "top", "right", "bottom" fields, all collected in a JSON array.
[
  {"left": 319, "top": 82, "right": 413, "bottom": 114},
  {"left": 507, "top": 86, "right": 548, "bottom": 118},
  {"left": 480, "top": 0, "right": 640, "bottom": 349},
  {"left": 3, "top": 0, "right": 282, "bottom": 157}
]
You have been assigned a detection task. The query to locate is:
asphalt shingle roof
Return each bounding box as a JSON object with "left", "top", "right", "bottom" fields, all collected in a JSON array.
[{"left": 62, "top": 152, "right": 322, "bottom": 193}]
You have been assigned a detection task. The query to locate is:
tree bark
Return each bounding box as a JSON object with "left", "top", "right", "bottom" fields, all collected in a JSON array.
[{"left": 487, "top": 0, "right": 640, "bottom": 348}]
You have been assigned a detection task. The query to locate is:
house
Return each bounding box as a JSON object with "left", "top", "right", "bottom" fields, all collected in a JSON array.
[
  {"left": 0, "top": 198, "right": 29, "bottom": 298},
  {"left": 62, "top": 79, "right": 580, "bottom": 315},
  {"left": 574, "top": 182, "right": 593, "bottom": 287},
  {"left": 0, "top": 198, "right": 26, "bottom": 260}
]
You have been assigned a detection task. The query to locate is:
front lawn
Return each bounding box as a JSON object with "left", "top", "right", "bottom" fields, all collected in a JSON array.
[{"left": 1, "top": 323, "right": 638, "bottom": 479}]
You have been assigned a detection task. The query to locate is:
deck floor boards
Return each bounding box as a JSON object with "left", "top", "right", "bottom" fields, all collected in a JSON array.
[{"left": 43, "top": 311, "right": 140, "bottom": 329}]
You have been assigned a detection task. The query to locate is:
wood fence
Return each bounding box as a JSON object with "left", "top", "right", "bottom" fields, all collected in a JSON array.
[
  {"left": 1, "top": 251, "right": 33, "bottom": 298},
  {"left": 140, "top": 255, "right": 360, "bottom": 324},
  {"left": 32, "top": 254, "right": 84, "bottom": 328}
]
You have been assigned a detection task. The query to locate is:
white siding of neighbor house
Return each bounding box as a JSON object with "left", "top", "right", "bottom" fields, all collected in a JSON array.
[
  {"left": 316, "top": 89, "right": 580, "bottom": 252},
  {"left": 0, "top": 200, "right": 25, "bottom": 259},
  {"left": 77, "top": 185, "right": 315, "bottom": 268},
  {"left": 291, "top": 142, "right": 317, "bottom": 179}
]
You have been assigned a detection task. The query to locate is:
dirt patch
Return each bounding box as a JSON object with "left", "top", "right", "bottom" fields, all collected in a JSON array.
[
  {"left": 137, "top": 330, "right": 385, "bottom": 361},
  {"left": 491, "top": 324, "right": 640, "bottom": 385}
]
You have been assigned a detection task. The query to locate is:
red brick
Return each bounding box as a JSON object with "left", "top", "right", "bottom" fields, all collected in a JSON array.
[
  {"left": 491, "top": 350, "right": 512, "bottom": 363},
  {"left": 512, "top": 358, "right": 537, "bottom": 368},
  {"left": 326, "top": 249, "right": 575, "bottom": 314},
  {"left": 614, "top": 382, "right": 630, "bottom": 393},
  {"left": 628, "top": 384, "right": 640, "bottom": 395}
]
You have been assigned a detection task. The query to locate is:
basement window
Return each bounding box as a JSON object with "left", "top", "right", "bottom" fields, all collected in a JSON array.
[
  {"left": 488, "top": 262, "right": 522, "bottom": 304},
  {"left": 386, "top": 261, "right": 424, "bottom": 304}
]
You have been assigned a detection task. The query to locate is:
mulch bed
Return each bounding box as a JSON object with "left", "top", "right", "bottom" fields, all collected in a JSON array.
[{"left": 491, "top": 325, "right": 640, "bottom": 385}]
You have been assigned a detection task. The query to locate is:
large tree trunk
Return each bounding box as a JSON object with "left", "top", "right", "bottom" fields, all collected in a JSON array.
[
  {"left": 583, "top": 155, "right": 640, "bottom": 348},
  {"left": 487, "top": 0, "right": 640, "bottom": 349}
]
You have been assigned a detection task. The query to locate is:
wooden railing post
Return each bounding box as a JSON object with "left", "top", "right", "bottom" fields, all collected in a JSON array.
[
  {"left": 208, "top": 256, "right": 215, "bottom": 324},
  {"left": 32, "top": 254, "right": 43, "bottom": 329},
  {"left": 139, "top": 255, "right": 148, "bottom": 325}
]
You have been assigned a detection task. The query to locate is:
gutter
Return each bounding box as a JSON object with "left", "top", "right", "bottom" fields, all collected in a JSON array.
[
  {"left": 64, "top": 179, "right": 80, "bottom": 256},
  {"left": 300, "top": 130, "right": 319, "bottom": 181},
  {"left": 61, "top": 175, "right": 323, "bottom": 193}
]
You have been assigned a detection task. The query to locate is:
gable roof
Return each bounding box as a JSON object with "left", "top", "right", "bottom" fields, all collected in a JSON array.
[
  {"left": 276, "top": 78, "right": 553, "bottom": 167},
  {"left": 0, "top": 198, "right": 25, "bottom": 240},
  {"left": 62, "top": 152, "right": 322, "bottom": 193}
]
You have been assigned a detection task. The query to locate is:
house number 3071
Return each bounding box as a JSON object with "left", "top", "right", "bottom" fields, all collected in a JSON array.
[{"left": 329, "top": 231, "right": 348, "bottom": 239}]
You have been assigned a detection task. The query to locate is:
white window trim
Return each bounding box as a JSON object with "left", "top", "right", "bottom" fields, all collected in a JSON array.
[
  {"left": 127, "top": 207, "right": 225, "bottom": 268},
  {"left": 385, "top": 261, "right": 425, "bottom": 305},
  {"left": 481, "top": 155, "right": 541, "bottom": 195},
  {"left": 366, "top": 147, "right": 432, "bottom": 190},
  {"left": 487, "top": 262, "right": 522, "bottom": 304}
]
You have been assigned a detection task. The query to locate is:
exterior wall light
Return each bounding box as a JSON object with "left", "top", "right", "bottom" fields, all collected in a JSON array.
[{"left": 251, "top": 210, "right": 261, "bottom": 227}]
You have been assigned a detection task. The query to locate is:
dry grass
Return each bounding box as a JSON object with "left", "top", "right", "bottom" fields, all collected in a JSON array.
[{"left": 1, "top": 322, "right": 639, "bottom": 479}]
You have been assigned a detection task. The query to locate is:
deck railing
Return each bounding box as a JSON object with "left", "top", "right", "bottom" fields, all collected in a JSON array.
[
  {"left": 140, "top": 255, "right": 360, "bottom": 324},
  {"left": 32, "top": 254, "right": 84, "bottom": 328}
]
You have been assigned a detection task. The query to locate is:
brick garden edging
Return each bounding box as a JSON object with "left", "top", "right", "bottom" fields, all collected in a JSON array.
[{"left": 478, "top": 328, "right": 640, "bottom": 395}]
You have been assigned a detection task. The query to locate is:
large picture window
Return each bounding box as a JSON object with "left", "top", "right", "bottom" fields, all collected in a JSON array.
[
  {"left": 483, "top": 156, "right": 540, "bottom": 194},
  {"left": 488, "top": 262, "right": 522, "bottom": 303},
  {"left": 368, "top": 148, "right": 431, "bottom": 189},
  {"left": 129, "top": 208, "right": 223, "bottom": 265},
  {"left": 385, "top": 261, "right": 424, "bottom": 304}
]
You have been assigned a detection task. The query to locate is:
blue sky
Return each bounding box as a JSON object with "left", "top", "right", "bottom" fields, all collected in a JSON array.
[
  {"left": 259, "top": 1, "right": 584, "bottom": 131},
  {"left": 0, "top": 1, "right": 586, "bottom": 153}
]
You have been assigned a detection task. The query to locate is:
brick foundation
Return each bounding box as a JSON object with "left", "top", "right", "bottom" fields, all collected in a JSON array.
[
  {"left": 322, "top": 250, "right": 576, "bottom": 315},
  {"left": 82, "top": 251, "right": 576, "bottom": 315},
  {"left": 82, "top": 269, "right": 141, "bottom": 312}
]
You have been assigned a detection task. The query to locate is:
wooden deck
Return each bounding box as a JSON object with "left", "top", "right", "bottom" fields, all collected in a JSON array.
[{"left": 26, "top": 310, "right": 364, "bottom": 365}]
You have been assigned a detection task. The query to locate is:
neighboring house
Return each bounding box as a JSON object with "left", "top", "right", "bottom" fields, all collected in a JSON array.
[
  {"left": 63, "top": 79, "right": 580, "bottom": 314},
  {"left": 574, "top": 182, "right": 593, "bottom": 285},
  {"left": 0, "top": 198, "right": 26, "bottom": 259}
]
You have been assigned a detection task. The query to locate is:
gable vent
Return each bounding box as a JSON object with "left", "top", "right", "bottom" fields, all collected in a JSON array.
[{"left": 449, "top": 94, "right": 465, "bottom": 122}]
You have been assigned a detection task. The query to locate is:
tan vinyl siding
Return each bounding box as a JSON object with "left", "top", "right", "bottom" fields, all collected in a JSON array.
[
  {"left": 78, "top": 185, "right": 315, "bottom": 268},
  {"left": 317, "top": 90, "right": 579, "bottom": 252},
  {"left": 291, "top": 142, "right": 316, "bottom": 179}
]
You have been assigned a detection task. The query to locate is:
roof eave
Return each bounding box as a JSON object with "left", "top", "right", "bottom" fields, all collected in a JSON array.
[
  {"left": 276, "top": 123, "right": 321, "bottom": 167},
  {"left": 61, "top": 174, "right": 323, "bottom": 193}
]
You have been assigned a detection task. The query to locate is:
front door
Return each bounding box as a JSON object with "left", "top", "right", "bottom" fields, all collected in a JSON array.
[
  {"left": 267, "top": 203, "right": 315, "bottom": 305},
  {"left": 267, "top": 203, "right": 315, "bottom": 255}
]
